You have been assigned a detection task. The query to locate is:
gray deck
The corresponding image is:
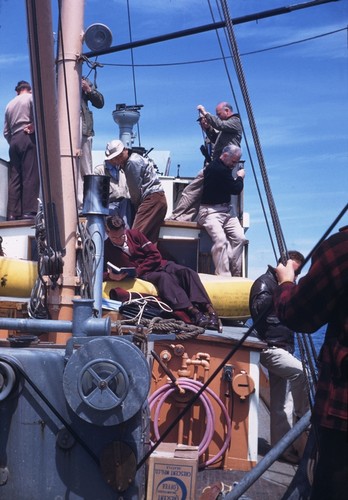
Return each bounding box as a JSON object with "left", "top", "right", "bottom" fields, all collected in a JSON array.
[{"left": 196, "top": 397, "right": 297, "bottom": 499}]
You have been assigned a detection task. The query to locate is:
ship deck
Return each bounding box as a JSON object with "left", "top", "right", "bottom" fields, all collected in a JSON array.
[{"left": 196, "top": 396, "right": 297, "bottom": 499}]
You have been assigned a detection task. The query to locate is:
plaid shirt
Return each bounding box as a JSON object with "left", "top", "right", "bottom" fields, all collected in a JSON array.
[{"left": 274, "top": 229, "right": 348, "bottom": 432}]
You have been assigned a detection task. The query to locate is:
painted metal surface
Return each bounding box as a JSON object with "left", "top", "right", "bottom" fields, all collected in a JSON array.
[{"left": 0, "top": 336, "right": 150, "bottom": 499}]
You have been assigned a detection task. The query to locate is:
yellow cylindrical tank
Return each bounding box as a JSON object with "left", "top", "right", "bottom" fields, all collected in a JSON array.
[
  {"left": 199, "top": 274, "right": 253, "bottom": 319},
  {"left": 0, "top": 257, "right": 37, "bottom": 298},
  {"left": 0, "top": 256, "right": 252, "bottom": 320},
  {"left": 103, "top": 273, "right": 253, "bottom": 320}
]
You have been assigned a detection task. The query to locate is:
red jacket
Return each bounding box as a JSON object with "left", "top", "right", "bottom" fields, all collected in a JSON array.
[{"left": 103, "top": 228, "right": 166, "bottom": 281}]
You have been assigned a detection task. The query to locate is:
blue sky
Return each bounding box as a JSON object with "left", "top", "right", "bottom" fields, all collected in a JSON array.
[{"left": 0, "top": 0, "right": 347, "bottom": 279}]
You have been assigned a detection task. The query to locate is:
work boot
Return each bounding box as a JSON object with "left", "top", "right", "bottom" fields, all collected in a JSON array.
[
  {"left": 204, "top": 304, "right": 221, "bottom": 331},
  {"left": 207, "top": 313, "right": 219, "bottom": 330},
  {"left": 187, "top": 307, "right": 209, "bottom": 328}
]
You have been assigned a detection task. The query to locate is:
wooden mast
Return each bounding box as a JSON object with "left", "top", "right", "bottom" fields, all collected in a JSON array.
[
  {"left": 55, "top": 0, "right": 84, "bottom": 323},
  {"left": 25, "top": 0, "right": 84, "bottom": 333}
]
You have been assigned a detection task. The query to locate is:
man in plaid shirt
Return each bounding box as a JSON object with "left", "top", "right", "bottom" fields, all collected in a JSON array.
[{"left": 274, "top": 225, "right": 348, "bottom": 500}]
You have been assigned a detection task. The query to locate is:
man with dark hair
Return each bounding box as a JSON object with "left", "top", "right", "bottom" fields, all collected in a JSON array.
[
  {"left": 103, "top": 215, "right": 219, "bottom": 329},
  {"left": 3, "top": 80, "right": 40, "bottom": 220},
  {"left": 78, "top": 76, "right": 104, "bottom": 210},
  {"left": 249, "top": 250, "right": 309, "bottom": 463},
  {"left": 274, "top": 227, "right": 348, "bottom": 497}
]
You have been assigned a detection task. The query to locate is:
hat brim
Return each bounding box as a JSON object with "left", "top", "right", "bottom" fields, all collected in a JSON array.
[{"left": 105, "top": 148, "right": 124, "bottom": 161}]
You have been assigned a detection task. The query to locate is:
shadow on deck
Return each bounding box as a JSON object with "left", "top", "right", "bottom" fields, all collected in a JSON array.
[{"left": 196, "top": 398, "right": 297, "bottom": 499}]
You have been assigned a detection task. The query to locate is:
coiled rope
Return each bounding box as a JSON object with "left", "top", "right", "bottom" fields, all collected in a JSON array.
[
  {"left": 111, "top": 295, "right": 205, "bottom": 339},
  {"left": 111, "top": 316, "right": 204, "bottom": 340}
]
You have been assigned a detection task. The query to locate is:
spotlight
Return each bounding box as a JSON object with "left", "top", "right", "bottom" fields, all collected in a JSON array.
[{"left": 84, "top": 23, "right": 112, "bottom": 52}]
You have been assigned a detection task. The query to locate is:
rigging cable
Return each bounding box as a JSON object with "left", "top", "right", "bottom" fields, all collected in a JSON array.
[
  {"left": 0, "top": 355, "right": 100, "bottom": 466},
  {"left": 25, "top": 0, "right": 64, "bottom": 289},
  {"left": 126, "top": 0, "right": 141, "bottom": 147},
  {"left": 207, "top": 0, "right": 279, "bottom": 260},
  {"left": 220, "top": 0, "right": 288, "bottom": 262},
  {"left": 218, "top": 0, "right": 320, "bottom": 405}
]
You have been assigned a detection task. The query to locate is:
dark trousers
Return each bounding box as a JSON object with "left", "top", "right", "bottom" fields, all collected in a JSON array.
[
  {"left": 310, "top": 426, "right": 348, "bottom": 500},
  {"left": 144, "top": 261, "right": 211, "bottom": 310},
  {"left": 7, "top": 131, "right": 40, "bottom": 218}
]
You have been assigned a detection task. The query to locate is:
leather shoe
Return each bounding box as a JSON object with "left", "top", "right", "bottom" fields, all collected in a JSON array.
[
  {"left": 21, "top": 213, "right": 36, "bottom": 220},
  {"left": 207, "top": 313, "right": 219, "bottom": 330},
  {"left": 7, "top": 215, "right": 17, "bottom": 221},
  {"left": 194, "top": 311, "right": 210, "bottom": 328},
  {"left": 281, "top": 450, "right": 300, "bottom": 464}
]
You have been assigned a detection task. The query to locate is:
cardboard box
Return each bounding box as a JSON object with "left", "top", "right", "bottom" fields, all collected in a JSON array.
[{"left": 147, "top": 443, "right": 199, "bottom": 500}]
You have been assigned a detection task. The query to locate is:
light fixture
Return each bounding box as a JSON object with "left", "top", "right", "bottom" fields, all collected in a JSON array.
[{"left": 84, "top": 23, "right": 112, "bottom": 52}]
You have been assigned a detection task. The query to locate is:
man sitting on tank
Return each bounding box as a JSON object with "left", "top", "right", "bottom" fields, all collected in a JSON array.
[{"left": 103, "top": 215, "right": 219, "bottom": 330}]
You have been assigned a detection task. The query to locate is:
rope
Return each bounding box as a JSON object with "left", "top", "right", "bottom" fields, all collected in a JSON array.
[
  {"left": 76, "top": 221, "right": 101, "bottom": 301},
  {"left": 122, "top": 295, "right": 173, "bottom": 318},
  {"left": 114, "top": 295, "right": 205, "bottom": 338},
  {"left": 110, "top": 316, "right": 204, "bottom": 340},
  {"left": 56, "top": 2, "right": 79, "bottom": 221},
  {"left": 29, "top": 205, "right": 63, "bottom": 319}
]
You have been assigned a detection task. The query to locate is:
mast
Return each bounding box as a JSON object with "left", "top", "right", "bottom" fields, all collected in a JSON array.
[
  {"left": 55, "top": 0, "right": 85, "bottom": 321},
  {"left": 26, "top": 0, "right": 84, "bottom": 329}
]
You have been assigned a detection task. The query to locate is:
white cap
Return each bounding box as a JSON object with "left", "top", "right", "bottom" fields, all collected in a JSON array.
[{"left": 104, "top": 139, "right": 125, "bottom": 160}]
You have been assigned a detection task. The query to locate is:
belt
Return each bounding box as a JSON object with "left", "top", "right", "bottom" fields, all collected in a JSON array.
[
  {"left": 265, "top": 343, "right": 291, "bottom": 351},
  {"left": 200, "top": 202, "right": 230, "bottom": 207}
]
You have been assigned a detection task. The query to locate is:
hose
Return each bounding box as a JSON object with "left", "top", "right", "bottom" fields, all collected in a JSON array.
[{"left": 149, "top": 377, "right": 232, "bottom": 467}]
